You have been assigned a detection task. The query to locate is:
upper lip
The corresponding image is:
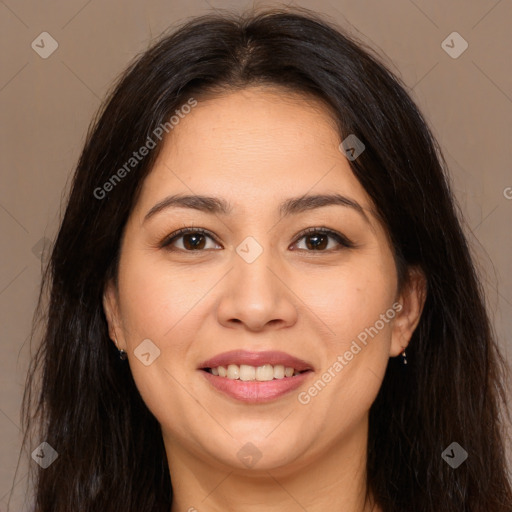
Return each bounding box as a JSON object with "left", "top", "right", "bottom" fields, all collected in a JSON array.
[{"left": 198, "top": 350, "right": 314, "bottom": 372}]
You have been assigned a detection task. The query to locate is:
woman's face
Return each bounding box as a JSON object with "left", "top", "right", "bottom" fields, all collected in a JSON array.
[{"left": 104, "top": 87, "right": 423, "bottom": 475}]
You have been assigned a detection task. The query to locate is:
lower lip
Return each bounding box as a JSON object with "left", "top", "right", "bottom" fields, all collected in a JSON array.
[{"left": 199, "top": 369, "right": 313, "bottom": 403}]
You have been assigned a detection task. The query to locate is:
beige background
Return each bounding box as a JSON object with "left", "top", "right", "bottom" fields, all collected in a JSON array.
[{"left": 1, "top": 0, "right": 511, "bottom": 509}]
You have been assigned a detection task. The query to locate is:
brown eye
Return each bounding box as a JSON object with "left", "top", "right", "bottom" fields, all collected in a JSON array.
[
  {"left": 181, "top": 233, "right": 207, "bottom": 250},
  {"left": 161, "top": 228, "right": 221, "bottom": 251},
  {"left": 292, "top": 228, "right": 354, "bottom": 251}
]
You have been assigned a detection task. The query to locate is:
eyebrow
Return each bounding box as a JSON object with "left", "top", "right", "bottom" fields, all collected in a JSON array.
[{"left": 143, "top": 193, "right": 371, "bottom": 224}]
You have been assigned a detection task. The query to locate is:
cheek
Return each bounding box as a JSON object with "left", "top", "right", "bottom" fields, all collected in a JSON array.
[
  {"left": 299, "top": 262, "right": 396, "bottom": 343},
  {"left": 117, "top": 249, "right": 204, "bottom": 342},
  {"left": 116, "top": 254, "right": 203, "bottom": 433},
  {"left": 297, "top": 261, "right": 396, "bottom": 404}
]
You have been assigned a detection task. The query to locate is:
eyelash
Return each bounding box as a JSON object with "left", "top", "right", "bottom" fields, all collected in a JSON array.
[{"left": 160, "top": 226, "right": 355, "bottom": 253}]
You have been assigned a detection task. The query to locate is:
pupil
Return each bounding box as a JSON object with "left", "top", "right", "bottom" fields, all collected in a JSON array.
[
  {"left": 184, "top": 234, "right": 205, "bottom": 250},
  {"left": 306, "top": 234, "right": 327, "bottom": 250}
]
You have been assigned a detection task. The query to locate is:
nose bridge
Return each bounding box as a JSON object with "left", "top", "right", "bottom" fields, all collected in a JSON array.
[
  {"left": 233, "top": 235, "right": 281, "bottom": 307},
  {"left": 216, "top": 234, "right": 298, "bottom": 330}
]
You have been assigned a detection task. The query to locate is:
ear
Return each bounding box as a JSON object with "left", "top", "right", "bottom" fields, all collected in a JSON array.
[
  {"left": 103, "top": 279, "right": 125, "bottom": 351},
  {"left": 389, "top": 266, "right": 427, "bottom": 357}
]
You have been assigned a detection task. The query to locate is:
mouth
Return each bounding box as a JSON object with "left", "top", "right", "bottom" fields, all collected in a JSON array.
[{"left": 197, "top": 350, "right": 314, "bottom": 403}]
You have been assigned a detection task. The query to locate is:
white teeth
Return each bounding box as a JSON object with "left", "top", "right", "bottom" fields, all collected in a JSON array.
[
  {"left": 207, "top": 363, "right": 302, "bottom": 381},
  {"left": 255, "top": 364, "right": 274, "bottom": 381},
  {"left": 239, "top": 364, "right": 256, "bottom": 381},
  {"left": 227, "top": 364, "right": 240, "bottom": 379},
  {"left": 273, "top": 365, "right": 285, "bottom": 379}
]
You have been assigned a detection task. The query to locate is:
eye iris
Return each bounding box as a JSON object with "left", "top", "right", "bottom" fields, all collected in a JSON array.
[
  {"left": 306, "top": 233, "right": 328, "bottom": 250},
  {"left": 183, "top": 233, "right": 206, "bottom": 250}
]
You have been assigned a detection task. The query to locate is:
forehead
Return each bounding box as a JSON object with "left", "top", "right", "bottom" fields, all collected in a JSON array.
[
  {"left": 132, "top": 87, "right": 375, "bottom": 221},
  {"left": 170, "top": 86, "right": 340, "bottom": 162}
]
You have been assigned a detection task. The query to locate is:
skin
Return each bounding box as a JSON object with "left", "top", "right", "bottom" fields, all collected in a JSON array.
[{"left": 104, "top": 86, "right": 426, "bottom": 512}]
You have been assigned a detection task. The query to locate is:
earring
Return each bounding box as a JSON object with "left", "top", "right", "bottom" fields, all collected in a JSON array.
[
  {"left": 114, "top": 336, "right": 127, "bottom": 360},
  {"left": 401, "top": 347, "right": 408, "bottom": 365},
  {"left": 112, "top": 326, "right": 127, "bottom": 360}
]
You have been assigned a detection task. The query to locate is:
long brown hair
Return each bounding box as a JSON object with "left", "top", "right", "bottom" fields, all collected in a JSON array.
[{"left": 16, "top": 7, "right": 512, "bottom": 511}]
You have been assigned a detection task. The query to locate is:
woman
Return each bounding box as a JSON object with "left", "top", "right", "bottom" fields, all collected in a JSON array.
[{"left": 19, "top": 6, "right": 512, "bottom": 512}]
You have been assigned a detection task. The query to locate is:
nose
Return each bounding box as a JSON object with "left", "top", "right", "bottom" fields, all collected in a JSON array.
[{"left": 216, "top": 245, "right": 298, "bottom": 332}]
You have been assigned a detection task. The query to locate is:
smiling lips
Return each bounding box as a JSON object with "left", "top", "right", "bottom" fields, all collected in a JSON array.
[{"left": 198, "top": 349, "right": 314, "bottom": 403}]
